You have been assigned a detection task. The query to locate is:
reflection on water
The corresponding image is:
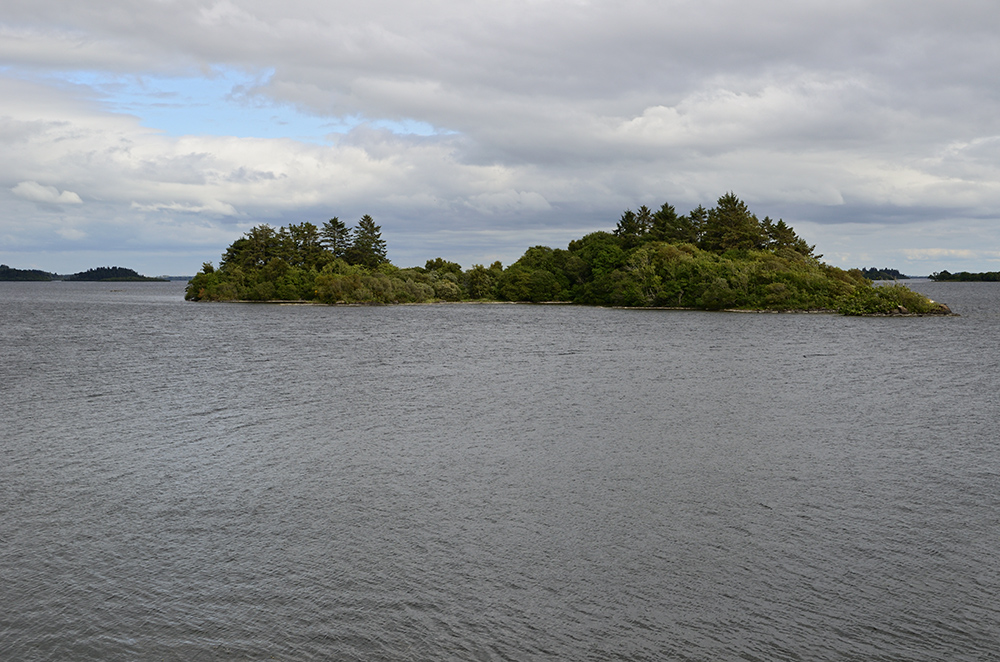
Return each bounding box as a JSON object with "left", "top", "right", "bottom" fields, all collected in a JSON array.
[{"left": 2, "top": 280, "right": 998, "bottom": 660}]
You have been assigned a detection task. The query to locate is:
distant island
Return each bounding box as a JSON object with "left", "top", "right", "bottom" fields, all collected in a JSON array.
[
  {"left": 0, "top": 264, "right": 53, "bottom": 281},
  {"left": 861, "top": 267, "right": 909, "bottom": 280},
  {"left": 63, "top": 267, "right": 167, "bottom": 282},
  {"left": 0, "top": 264, "right": 167, "bottom": 282},
  {"left": 185, "top": 194, "right": 951, "bottom": 316},
  {"left": 929, "top": 270, "right": 1000, "bottom": 282}
]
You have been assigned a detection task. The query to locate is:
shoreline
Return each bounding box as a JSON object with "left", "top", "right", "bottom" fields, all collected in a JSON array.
[{"left": 197, "top": 299, "right": 957, "bottom": 315}]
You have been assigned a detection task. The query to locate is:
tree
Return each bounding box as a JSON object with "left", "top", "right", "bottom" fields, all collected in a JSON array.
[
  {"left": 687, "top": 205, "right": 707, "bottom": 240},
  {"left": 614, "top": 205, "right": 653, "bottom": 245},
  {"left": 700, "top": 193, "right": 767, "bottom": 252},
  {"left": 221, "top": 225, "right": 281, "bottom": 271},
  {"left": 650, "top": 202, "right": 700, "bottom": 244},
  {"left": 425, "top": 258, "right": 462, "bottom": 275},
  {"left": 320, "top": 217, "right": 351, "bottom": 258},
  {"left": 282, "top": 222, "right": 326, "bottom": 269},
  {"left": 762, "top": 217, "right": 816, "bottom": 257},
  {"left": 344, "top": 214, "right": 388, "bottom": 268},
  {"left": 463, "top": 264, "right": 496, "bottom": 299}
]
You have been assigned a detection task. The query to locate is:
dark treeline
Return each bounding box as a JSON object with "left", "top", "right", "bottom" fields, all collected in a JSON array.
[
  {"left": 185, "top": 193, "right": 949, "bottom": 315},
  {"left": 0, "top": 264, "right": 53, "bottom": 281},
  {"left": 65, "top": 267, "right": 166, "bottom": 282},
  {"left": 929, "top": 270, "right": 1000, "bottom": 282},
  {"left": 861, "top": 267, "right": 909, "bottom": 280},
  {"left": 1, "top": 264, "right": 164, "bottom": 281}
]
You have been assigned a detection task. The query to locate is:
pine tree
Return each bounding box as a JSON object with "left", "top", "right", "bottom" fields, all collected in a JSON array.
[
  {"left": 344, "top": 214, "right": 388, "bottom": 268},
  {"left": 700, "top": 193, "right": 767, "bottom": 252},
  {"left": 320, "top": 217, "right": 351, "bottom": 259}
]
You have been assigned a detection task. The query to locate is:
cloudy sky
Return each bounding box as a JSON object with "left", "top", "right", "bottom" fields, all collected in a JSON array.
[{"left": 2, "top": 0, "right": 999, "bottom": 276}]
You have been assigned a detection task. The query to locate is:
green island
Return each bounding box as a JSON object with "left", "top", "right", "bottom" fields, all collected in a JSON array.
[
  {"left": 185, "top": 193, "right": 951, "bottom": 316},
  {"left": 929, "top": 270, "right": 1000, "bottom": 282}
]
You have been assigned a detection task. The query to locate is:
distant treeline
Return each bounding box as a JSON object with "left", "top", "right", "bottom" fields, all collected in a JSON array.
[
  {"left": 0, "top": 265, "right": 165, "bottom": 281},
  {"left": 0, "top": 264, "right": 53, "bottom": 281},
  {"left": 64, "top": 266, "right": 166, "bottom": 282},
  {"left": 929, "top": 270, "right": 1000, "bottom": 282},
  {"left": 186, "top": 193, "right": 949, "bottom": 316},
  {"left": 861, "top": 267, "right": 909, "bottom": 280}
]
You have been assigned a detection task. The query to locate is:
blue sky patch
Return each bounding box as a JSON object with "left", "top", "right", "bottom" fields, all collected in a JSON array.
[{"left": 52, "top": 67, "right": 442, "bottom": 142}]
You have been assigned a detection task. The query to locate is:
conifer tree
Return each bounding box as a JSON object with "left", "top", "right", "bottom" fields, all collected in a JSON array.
[
  {"left": 344, "top": 214, "right": 388, "bottom": 268},
  {"left": 700, "top": 193, "right": 767, "bottom": 252},
  {"left": 320, "top": 217, "right": 351, "bottom": 259}
]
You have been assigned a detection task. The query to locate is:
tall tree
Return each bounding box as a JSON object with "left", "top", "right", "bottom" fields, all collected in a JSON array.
[
  {"left": 614, "top": 209, "right": 641, "bottom": 237},
  {"left": 700, "top": 193, "right": 767, "bottom": 252},
  {"left": 282, "top": 222, "right": 326, "bottom": 269},
  {"left": 762, "top": 217, "right": 816, "bottom": 256},
  {"left": 344, "top": 214, "right": 388, "bottom": 268},
  {"left": 651, "top": 202, "right": 700, "bottom": 244},
  {"left": 320, "top": 217, "right": 351, "bottom": 259},
  {"left": 221, "top": 224, "right": 281, "bottom": 271},
  {"left": 687, "top": 205, "right": 708, "bottom": 241},
  {"left": 614, "top": 206, "right": 652, "bottom": 249}
]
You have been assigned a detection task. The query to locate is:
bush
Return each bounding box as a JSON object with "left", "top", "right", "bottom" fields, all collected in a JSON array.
[{"left": 837, "top": 283, "right": 942, "bottom": 315}]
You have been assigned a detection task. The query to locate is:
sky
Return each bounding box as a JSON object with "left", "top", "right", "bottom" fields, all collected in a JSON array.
[{"left": 2, "top": 0, "right": 1000, "bottom": 276}]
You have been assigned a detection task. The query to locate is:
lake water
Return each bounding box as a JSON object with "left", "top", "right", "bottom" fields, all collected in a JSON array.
[{"left": 2, "top": 280, "right": 998, "bottom": 661}]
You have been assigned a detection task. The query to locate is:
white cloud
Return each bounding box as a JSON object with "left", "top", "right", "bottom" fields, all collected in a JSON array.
[{"left": 12, "top": 181, "right": 83, "bottom": 204}]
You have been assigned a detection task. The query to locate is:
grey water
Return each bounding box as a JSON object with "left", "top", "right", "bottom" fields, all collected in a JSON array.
[{"left": 2, "top": 280, "right": 998, "bottom": 661}]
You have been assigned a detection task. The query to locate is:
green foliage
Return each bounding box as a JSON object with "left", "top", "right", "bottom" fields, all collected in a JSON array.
[
  {"left": 838, "top": 283, "right": 949, "bottom": 316},
  {"left": 283, "top": 222, "right": 327, "bottom": 270},
  {"left": 425, "top": 258, "right": 463, "bottom": 275},
  {"left": 494, "top": 246, "right": 573, "bottom": 302},
  {"left": 649, "top": 203, "right": 700, "bottom": 244},
  {"left": 700, "top": 193, "right": 768, "bottom": 252},
  {"left": 462, "top": 264, "right": 498, "bottom": 299}
]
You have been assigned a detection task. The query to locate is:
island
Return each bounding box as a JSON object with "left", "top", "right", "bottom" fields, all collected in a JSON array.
[
  {"left": 63, "top": 267, "right": 167, "bottom": 282},
  {"left": 185, "top": 193, "right": 952, "bottom": 316},
  {"left": 0, "top": 264, "right": 53, "bottom": 281},
  {"left": 861, "top": 267, "right": 909, "bottom": 280},
  {"left": 929, "top": 270, "right": 1000, "bottom": 282},
  {"left": 1, "top": 265, "right": 169, "bottom": 282}
]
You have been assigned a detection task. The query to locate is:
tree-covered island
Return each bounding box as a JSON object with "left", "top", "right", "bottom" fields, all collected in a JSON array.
[
  {"left": 64, "top": 267, "right": 167, "bottom": 282},
  {"left": 929, "top": 270, "right": 1000, "bottom": 282},
  {"left": 185, "top": 194, "right": 951, "bottom": 315},
  {"left": 1, "top": 265, "right": 166, "bottom": 281},
  {"left": 861, "top": 267, "right": 909, "bottom": 280},
  {"left": 1, "top": 264, "right": 53, "bottom": 281}
]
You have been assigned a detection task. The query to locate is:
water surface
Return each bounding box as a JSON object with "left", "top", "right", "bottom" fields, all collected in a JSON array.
[{"left": 2, "top": 281, "right": 998, "bottom": 660}]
